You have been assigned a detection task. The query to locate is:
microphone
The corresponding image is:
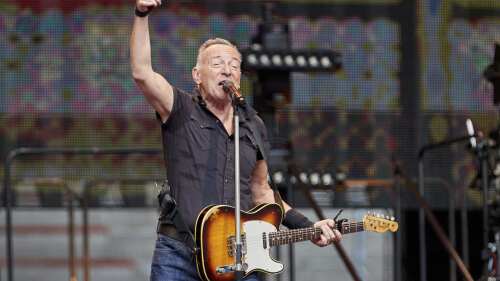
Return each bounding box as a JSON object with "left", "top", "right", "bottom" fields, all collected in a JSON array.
[
  {"left": 219, "top": 80, "right": 245, "bottom": 105},
  {"left": 466, "top": 118, "right": 477, "bottom": 149}
]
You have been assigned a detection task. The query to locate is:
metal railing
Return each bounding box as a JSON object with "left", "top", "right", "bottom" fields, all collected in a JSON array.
[{"left": 3, "top": 147, "right": 162, "bottom": 281}]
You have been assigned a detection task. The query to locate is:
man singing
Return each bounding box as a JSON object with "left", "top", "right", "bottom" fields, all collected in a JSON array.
[{"left": 130, "top": 0, "right": 342, "bottom": 280}]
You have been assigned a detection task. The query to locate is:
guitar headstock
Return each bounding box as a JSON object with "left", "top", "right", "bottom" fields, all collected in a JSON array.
[{"left": 363, "top": 213, "right": 399, "bottom": 233}]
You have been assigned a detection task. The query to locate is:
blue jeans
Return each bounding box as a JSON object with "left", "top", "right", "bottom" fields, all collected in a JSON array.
[{"left": 150, "top": 234, "right": 263, "bottom": 281}]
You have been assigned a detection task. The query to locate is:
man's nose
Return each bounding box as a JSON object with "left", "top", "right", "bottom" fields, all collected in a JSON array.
[{"left": 221, "top": 64, "right": 231, "bottom": 75}]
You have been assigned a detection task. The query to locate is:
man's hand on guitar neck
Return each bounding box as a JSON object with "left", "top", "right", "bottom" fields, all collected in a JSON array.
[{"left": 312, "top": 219, "right": 342, "bottom": 247}]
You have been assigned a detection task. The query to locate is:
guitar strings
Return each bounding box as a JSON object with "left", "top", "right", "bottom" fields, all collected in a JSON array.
[{"left": 230, "top": 222, "right": 365, "bottom": 248}]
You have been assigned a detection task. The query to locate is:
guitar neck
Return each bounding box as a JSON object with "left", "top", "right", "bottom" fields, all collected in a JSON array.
[{"left": 268, "top": 221, "right": 364, "bottom": 247}]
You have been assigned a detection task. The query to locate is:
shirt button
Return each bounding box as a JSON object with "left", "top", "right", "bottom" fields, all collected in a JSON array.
[{"left": 224, "top": 178, "right": 229, "bottom": 183}]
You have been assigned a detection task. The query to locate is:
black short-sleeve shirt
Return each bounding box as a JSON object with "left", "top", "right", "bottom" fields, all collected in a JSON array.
[{"left": 159, "top": 87, "right": 269, "bottom": 230}]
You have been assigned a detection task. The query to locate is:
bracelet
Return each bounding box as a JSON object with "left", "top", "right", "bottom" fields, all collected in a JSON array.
[
  {"left": 282, "top": 209, "right": 314, "bottom": 229},
  {"left": 135, "top": 7, "right": 151, "bottom": 17}
]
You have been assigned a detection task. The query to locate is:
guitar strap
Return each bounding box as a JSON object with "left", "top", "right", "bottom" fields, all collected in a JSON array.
[{"left": 242, "top": 106, "right": 286, "bottom": 219}]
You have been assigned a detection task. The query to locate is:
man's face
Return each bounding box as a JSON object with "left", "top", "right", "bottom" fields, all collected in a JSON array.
[{"left": 193, "top": 44, "right": 242, "bottom": 103}]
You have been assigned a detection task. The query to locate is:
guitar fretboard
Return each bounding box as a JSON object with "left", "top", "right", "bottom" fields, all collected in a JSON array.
[{"left": 268, "top": 221, "right": 364, "bottom": 247}]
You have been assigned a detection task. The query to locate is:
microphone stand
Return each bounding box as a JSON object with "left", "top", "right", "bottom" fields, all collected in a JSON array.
[
  {"left": 233, "top": 94, "right": 245, "bottom": 281},
  {"left": 417, "top": 134, "right": 477, "bottom": 281},
  {"left": 220, "top": 80, "right": 247, "bottom": 280},
  {"left": 475, "top": 138, "right": 492, "bottom": 277}
]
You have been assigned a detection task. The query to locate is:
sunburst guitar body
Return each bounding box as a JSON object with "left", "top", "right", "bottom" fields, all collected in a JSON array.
[{"left": 194, "top": 203, "right": 398, "bottom": 281}]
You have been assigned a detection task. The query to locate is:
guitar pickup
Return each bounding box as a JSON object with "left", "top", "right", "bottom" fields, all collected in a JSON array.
[
  {"left": 226, "top": 234, "right": 247, "bottom": 257},
  {"left": 216, "top": 263, "right": 248, "bottom": 275}
]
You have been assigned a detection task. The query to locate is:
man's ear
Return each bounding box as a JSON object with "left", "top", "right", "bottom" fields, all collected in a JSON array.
[{"left": 192, "top": 66, "right": 201, "bottom": 85}]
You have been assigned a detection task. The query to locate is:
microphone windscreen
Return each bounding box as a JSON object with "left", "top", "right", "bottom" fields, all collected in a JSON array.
[{"left": 219, "top": 80, "right": 233, "bottom": 93}]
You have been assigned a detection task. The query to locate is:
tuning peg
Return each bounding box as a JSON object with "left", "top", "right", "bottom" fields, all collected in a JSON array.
[{"left": 390, "top": 217, "right": 395, "bottom": 221}]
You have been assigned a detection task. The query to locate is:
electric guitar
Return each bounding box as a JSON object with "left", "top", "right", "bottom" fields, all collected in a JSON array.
[{"left": 194, "top": 203, "right": 399, "bottom": 281}]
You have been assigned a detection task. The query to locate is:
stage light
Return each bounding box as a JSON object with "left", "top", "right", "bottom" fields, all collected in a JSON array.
[
  {"left": 321, "top": 56, "right": 332, "bottom": 68},
  {"left": 310, "top": 172, "right": 320, "bottom": 185},
  {"left": 241, "top": 49, "right": 341, "bottom": 72},
  {"left": 251, "top": 43, "right": 262, "bottom": 51},
  {"left": 274, "top": 172, "right": 347, "bottom": 187},
  {"left": 260, "top": 54, "right": 270, "bottom": 66},
  {"left": 308, "top": 56, "right": 319, "bottom": 68},
  {"left": 322, "top": 173, "right": 333, "bottom": 185},
  {"left": 284, "top": 55, "right": 294, "bottom": 67},
  {"left": 273, "top": 171, "right": 284, "bottom": 184},
  {"left": 272, "top": 54, "right": 282, "bottom": 66},
  {"left": 247, "top": 54, "right": 258, "bottom": 65},
  {"left": 299, "top": 172, "right": 309, "bottom": 183},
  {"left": 296, "top": 55, "right": 306, "bottom": 67}
]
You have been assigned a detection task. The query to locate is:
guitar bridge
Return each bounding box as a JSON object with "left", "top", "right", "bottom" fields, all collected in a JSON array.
[{"left": 227, "top": 234, "right": 247, "bottom": 257}]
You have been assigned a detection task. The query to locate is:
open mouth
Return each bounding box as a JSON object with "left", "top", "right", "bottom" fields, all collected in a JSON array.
[{"left": 218, "top": 80, "right": 232, "bottom": 86}]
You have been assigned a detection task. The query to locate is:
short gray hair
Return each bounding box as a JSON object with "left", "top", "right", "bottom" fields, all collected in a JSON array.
[{"left": 196, "top": 38, "right": 241, "bottom": 66}]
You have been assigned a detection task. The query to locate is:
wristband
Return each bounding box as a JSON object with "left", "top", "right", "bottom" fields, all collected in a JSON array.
[
  {"left": 282, "top": 209, "right": 314, "bottom": 229},
  {"left": 135, "top": 7, "right": 150, "bottom": 17}
]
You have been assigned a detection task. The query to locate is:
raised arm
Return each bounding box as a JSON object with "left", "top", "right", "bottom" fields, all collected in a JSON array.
[{"left": 130, "top": 0, "right": 173, "bottom": 123}]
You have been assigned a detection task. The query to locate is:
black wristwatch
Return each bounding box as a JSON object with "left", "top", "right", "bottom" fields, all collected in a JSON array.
[{"left": 135, "top": 7, "right": 150, "bottom": 17}]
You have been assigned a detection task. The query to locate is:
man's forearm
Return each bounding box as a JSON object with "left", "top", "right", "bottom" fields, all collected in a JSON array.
[
  {"left": 252, "top": 185, "right": 291, "bottom": 213},
  {"left": 130, "top": 15, "right": 154, "bottom": 80}
]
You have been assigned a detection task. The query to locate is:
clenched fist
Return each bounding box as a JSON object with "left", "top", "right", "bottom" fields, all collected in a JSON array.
[{"left": 136, "top": 0, "right": 162, "bottom": 13}]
